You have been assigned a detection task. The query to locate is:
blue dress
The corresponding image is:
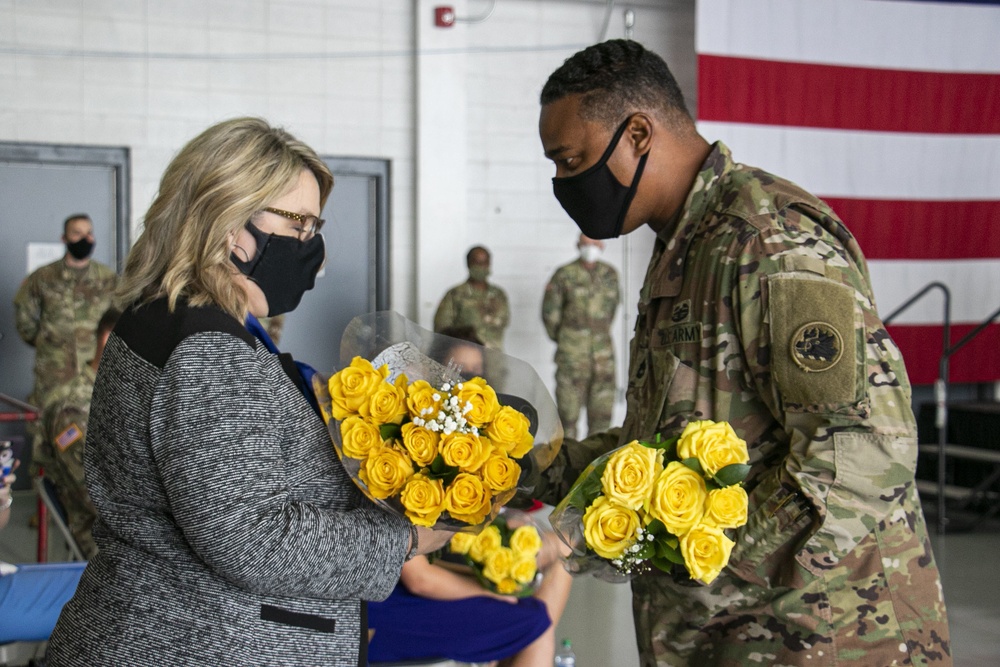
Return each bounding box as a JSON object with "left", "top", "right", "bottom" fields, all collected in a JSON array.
[{"left": 368, "top": 584, "right": 551, "bottom": 663}]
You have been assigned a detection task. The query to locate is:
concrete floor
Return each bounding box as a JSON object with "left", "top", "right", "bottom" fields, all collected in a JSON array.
[{"left": 2, "top": 492, "right": 997, "bottom": 666}]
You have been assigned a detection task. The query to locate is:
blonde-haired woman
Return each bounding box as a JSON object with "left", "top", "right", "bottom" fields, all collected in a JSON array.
[{"left": 47, "top": 117, "right": 450, "bottom": 666}]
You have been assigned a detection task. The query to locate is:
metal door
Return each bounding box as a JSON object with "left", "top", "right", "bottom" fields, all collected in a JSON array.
[
  {"left": 277, "top": 157, "right": 390, "bottom": 376},
  {"left": 0, "top": 143, "right": 129, "bottom": 479}
]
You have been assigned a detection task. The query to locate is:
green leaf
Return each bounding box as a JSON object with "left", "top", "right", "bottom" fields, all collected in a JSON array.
[
  {"left": 379, "top": 423, "right": 402, "bottom": 441},
  {"left": 650, "top": 556, "right": 675, "bottom": 573},
  {"left": 714, "top": 463, "right": 751, "bottom": 487},
  {"left": 634, "top": 541, "right": 655, "bottom": 560},
  {"left": 645, "top": 519, "right": 667, "bottom": 537},
  {"left": 681, "top": 457, "right": 703, "bottom": 475}
]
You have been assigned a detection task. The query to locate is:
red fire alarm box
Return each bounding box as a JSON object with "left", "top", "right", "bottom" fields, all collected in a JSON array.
[{"left": 434, "top": 6, "right": 455, "bottom": 27}]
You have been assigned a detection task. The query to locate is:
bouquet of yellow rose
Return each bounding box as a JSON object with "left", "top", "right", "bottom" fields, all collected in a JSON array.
[
  {"left": 447, "top": 509, "right": 544, "bottom": 596},
  {"left": 314, "top": 312, "right": 563, "bottom": 531},
  {"left": 549, "top": 420, "right": 751, "bottom": 585}
]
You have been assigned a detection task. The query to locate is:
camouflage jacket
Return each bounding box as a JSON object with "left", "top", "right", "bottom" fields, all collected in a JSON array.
[
  {"left": 41, "top": 363, "right": 100, "bottom": 558},
  {"left": 13, "top": 258, "right": 118, "bottom": 400},
  {"left": 432, "top": 280, "right": 510, "bottom": 350},
  {"left": 41, "top": 364, "right": 97, "bottom": 497},
  {"left": 539, "top": 143, "right": 947, "bottom": 664},
  {"left": 542, "top": 259, "right": 620, "bottom": 362}
]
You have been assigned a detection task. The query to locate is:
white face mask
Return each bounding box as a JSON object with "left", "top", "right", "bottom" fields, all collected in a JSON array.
[{"left": 580, "top": 245, "right": 602, "bottom": 263}]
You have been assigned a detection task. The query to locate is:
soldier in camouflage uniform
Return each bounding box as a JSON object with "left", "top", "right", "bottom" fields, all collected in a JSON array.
[
  {"left": 13, "top": 214, "right": 118, "bottom": 471},
  {"left": 542, "top": 234, "right": 620, "bottom": 438},
  {"left": 40, "top": 308, "right": 120, "bottom": 559},
  {"left": 433, "top": 246, "right": 510, "bottom": 350},
  {"left": 535, "top": 40, "right": 950, "bottom": 666}
]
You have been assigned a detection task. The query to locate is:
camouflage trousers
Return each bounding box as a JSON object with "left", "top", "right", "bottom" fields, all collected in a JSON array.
[
  {"left": 47, "top": 455, "right": 99, "bottom": 559},
  {"left": 630, "top": 484, "right": 951, "bottom": 666},
  {"left": 554, "top": 348, "right": 615, "bottom": 440}
]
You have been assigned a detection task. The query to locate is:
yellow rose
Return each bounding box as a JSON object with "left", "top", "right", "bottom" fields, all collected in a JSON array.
[
  {"left": 600, "top": 441, "right": 663, "bottom": 511},
  {"left": 676, "top": 420, "right": 750, "bottom": 477},
  {"left": 401, "top": 423, "right": 440, "bottom": 467},
  {"left": 509, "top": 525, "right": 542, "bottom": 557},
  {"left": 445, "top": 473, "right": 493, "bottom": 525},
  {"left": 365, "top": 380, "right": 408, "bottom": 425},
  {"left": 328, "top": 357, "right": 388, "bottom": 420},
  {"left": 340, "top": 416, "right": 383, "bottom": 459},
  {"left": 469, "top": 524, "right": 502, "bottom": 562},
  {"left": 406, "top": 380, "right": 442, "bottom": 419},
  {"left": 482, "top": 546, "right": 515, "bottom": 585},
  {"left": 484, "top": 406, "right": 534, "bottom": 459},
  {"left": 480, "top": 451, "right": 521, "bottom": 492},
  {"left": 440, "top": 432, "right": 491, "bottom": 473},
  {"left": 510, "top": 555, "right": 537, "bottom": 585},
  {"left": 582, "top": 495, "right": 641, "bottom": 560},
  {"left": 359, "top": 444, "right": 414, "bottom": 500},
  {"left": 680, "top": 523, "right": 735, "bottom": 585},
  {"left": 495, "top": 578, "right": 520, "bottom": 595},
  {"left": 455, "top": 377, "right": 501, "bottom": 427},
  {"left": 400, "top": 474, "right": 445, "bottom": 527},
  {"left": 703, "top": 486, "right": 749, "bottom": 530},
  {"left": 449, "top": 532, "right": 477, "bottom": 556},
  {"left": 648, "top": 461, "right": 707, "bottom": 536}
]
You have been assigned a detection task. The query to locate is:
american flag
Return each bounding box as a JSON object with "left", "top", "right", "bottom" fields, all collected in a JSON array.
[{"left": 694, "top": 0, "right": 1000, "bottom": 384}]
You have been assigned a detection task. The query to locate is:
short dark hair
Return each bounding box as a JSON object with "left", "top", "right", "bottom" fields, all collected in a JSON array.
[
  {"left": 540, "top": 40, "right": 690, "bottom": 129},
  {"left": 466, "top": 246, "right": 490, "bottom": 266},
  {"left": 63, "top": 213, "right": 91, "bottom": 235},
  {"left": 96, "top": 308, "right": 121, "bottom": 337}
]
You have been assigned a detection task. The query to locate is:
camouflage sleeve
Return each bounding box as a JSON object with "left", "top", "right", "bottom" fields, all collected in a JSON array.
[
  {"left": 45, "top": 402, "right": 89, "bottom": 488},
  {"left": 432, "top": 289, "right": 455, "bottom": 333},
  {"left": 532, "top": 427, "right": 622, "bottom": 504},
  {"left": 541, "top": 272, "right": 562, "bottom": 342},
  {"left": 734, "top": 208, "right": 918, "bottom": 573},
  {"left": 497, "top": 289, "right": 510, "bottom": 330},
  {"left": 13, "top": 273, "right": 41, "bottom": 346}
]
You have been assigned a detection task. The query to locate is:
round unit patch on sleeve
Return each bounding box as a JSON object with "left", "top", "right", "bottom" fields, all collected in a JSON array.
[
  {"left": 768, "top": 274, "right": 863, "bottom": 408},
  {"left": 791, "top": 322, "right": 843, "bottom": 373}
]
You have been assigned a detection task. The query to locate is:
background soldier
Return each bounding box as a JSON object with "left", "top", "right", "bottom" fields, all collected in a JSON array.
[
  {"left": 433, "top": 245, "right": 510, "bottom": 351},
  {"left": 542, "top": 233, "right": 620, "bottom": 439},
  {"left": 13, "top": 213, "right": 118, "bottom": 473},
  {"left": 534, "top": 40, "right": 950, "bottom": 666},
  {"left": 41, "top": 308, "right": 120, "bottom": 558}
]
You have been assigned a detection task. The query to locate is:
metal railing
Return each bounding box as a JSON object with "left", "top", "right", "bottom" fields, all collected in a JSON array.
[{"left": 883, "top": 283, "right": 1000, "bottom": 533}]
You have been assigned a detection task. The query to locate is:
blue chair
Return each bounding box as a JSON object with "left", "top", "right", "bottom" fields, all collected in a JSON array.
[{"left": 0, "top": 561, "right": 86, "bottom": 666}]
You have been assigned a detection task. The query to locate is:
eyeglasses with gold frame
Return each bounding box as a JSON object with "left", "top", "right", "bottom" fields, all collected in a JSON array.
[{"left": 262, "top": 207, "right": 325, "bottom": 241}]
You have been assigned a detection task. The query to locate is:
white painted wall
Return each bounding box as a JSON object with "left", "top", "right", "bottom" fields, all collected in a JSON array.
[{"left": 0, "top": 2, "right": 696, "bottom": 664}]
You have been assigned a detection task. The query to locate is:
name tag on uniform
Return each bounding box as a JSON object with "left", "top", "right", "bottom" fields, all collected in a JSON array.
[
  {"left": 654, "top": 322, "right": 703, "bottom": 347},
  {"left": 55, "top": 424, "right": 83, "bottom": 452}
]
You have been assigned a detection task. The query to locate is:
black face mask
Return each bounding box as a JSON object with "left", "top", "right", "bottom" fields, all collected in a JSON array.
[
  {"left": 552, "top": 118, "right": 649, "bottom": 240},
  {"left": 66, "top": 237, "right": 94, "bottom": 260},
  {"left": 230, "top": 222, "right": 325, "bottom": 317}
]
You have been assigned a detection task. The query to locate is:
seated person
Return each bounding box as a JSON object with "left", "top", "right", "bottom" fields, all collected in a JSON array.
[
  {"left": 0, "top": 460, "right": 87, "bottom": 645},
  {"left": 369, "top": 329, "right": 573, "bottom": 666},
  {"left": 368, "top": 530, "right": 572, "bottom": 667}
]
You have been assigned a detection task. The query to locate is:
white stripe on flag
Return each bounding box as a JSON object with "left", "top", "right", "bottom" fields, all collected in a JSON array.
[
  {"left": 696, "top": 0, "right": 1000, "bottom": 72},
  {"left": 695, "top": 121, "right": 1000, "bottom": 200},
  {"left": 870, "top": 259, "right": 1000, "bottom": 325}
]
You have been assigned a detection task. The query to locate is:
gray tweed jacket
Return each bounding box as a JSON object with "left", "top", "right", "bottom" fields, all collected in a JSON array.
[{"left": 47, "top": 299, "right": 410, "bottom": 666}]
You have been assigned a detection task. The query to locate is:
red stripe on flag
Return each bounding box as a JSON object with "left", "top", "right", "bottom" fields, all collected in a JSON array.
[
  {"left": 697, "top": 54, "right": 1000, "bottom": 134},
  {"left": 887, "top": 323, "right": 1000, "bottom": 385},
  {"left": 822, "top": 198, "right": 1000, "bottom": 260}
]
